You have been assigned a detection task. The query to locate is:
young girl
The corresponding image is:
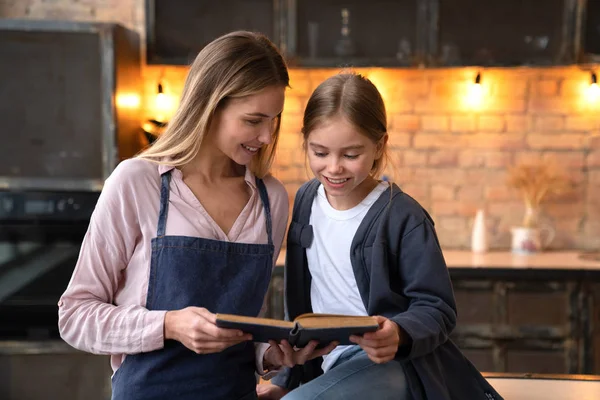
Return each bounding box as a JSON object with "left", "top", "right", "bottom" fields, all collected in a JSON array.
[
  {"left": 58, "top": 31, "right": 292, "bottom": 400},
  {"left": 258, "top": 73, "right": 503, "bottom": 399}
]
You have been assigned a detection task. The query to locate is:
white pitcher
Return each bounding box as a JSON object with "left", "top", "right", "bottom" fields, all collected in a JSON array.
[{"left": 510, "top": 226, "right": 555, "bottom": 254}]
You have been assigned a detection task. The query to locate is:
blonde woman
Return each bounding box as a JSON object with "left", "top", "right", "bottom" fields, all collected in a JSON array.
[{"left": 58, "top": 31, "right": 318, "bottom": 400}]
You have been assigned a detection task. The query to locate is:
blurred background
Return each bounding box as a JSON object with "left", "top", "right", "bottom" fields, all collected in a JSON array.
[{"left": 1, "top": 0, "right": 600, "bottom": 399}]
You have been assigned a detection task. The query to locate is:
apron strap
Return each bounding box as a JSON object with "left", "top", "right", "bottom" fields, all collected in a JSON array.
[
  {"left": 255, "top": 178, "right": 273, "bottom": 247},
  {"left": 156, "top": 171, "right": 172, "bottom": 238}
]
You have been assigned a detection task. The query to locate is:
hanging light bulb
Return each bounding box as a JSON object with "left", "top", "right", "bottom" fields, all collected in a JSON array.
[
  {"left": 154, "top": 81, "right": 173, "bottom": 122},
  {"left": 587, "top": 71, "right": 600, "bottom": 103},
  {"left": 466, "top": 71, "right": 484, "bottom": 108}
]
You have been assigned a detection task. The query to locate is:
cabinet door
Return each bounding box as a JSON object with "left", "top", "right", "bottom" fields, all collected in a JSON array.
[
  {"left": 452, "top": 279, "right": 577, "bottom": 374},
  {"left": 434, "top": 0, "right": 581, "bottom": 66},
  {"left": 285, "top": 0, "right": 421, "bottom": 67},
  {"left": 147, "top": 0, "right": 280, "bottom": 64}
]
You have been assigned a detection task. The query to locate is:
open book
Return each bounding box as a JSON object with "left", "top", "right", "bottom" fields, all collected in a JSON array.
[{"left": 215, "top": 313, "right": 379, "bottom": 348}]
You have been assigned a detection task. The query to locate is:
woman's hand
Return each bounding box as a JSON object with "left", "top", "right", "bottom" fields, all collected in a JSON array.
[
  {"left": 256, "top": 382, "right": 288, "bottom": 400},
  {"left": 349, "top": 316, "right": 403, "bottom": 363},
  {"left": 164, "top": 307, "right": 251, "bottom": 354},
  {"left": 263, "top": 339, "right": 338, "bottom": 369}
]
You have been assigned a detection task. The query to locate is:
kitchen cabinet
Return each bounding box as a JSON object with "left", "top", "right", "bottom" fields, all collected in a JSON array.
[{"left": 146, "top": 0, "right": 588, "bottom": 67}]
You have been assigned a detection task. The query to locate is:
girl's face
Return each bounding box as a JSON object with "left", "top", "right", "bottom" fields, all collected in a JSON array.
[
  {"left": 207, "top": 85, "right": 285, "bottom": 167},
  {"left": 306, "top": 115, "right": 386, "bottom": 210}
]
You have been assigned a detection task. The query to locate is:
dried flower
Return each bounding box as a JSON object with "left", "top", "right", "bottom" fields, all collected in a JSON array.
[{"left": 507, "top": 160, "right": 570, "bottom": 227}]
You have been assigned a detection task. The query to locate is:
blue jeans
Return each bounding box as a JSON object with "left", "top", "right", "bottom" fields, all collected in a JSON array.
[{"left": 282, "top": 346, "right": 409, "bottom": 400}]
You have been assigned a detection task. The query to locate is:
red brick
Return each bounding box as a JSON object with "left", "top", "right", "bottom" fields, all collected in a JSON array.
[
  {"left": 506, "top": 115, "right": 531, "bottom": 133},
  {"left": 589, "top": 170, "right": 600, "bottom": 184},
  {"left": 284, "top": 95, "right": 305, "bottom": 114},
  {"left": 403, "top": 150, "right": 428, "bottom": 167},
  {"left": 545, "top": 202, "right": 586, "bottom": 218},
  {"left": 400, "top": 183, "right": 429, "bottom": 202},
  {"left": 565, "top": 116, "right": 599, "bottom": 131},
  {"left": 386, "top": 98, "right": 414, "bottom": 113},
  {"left": 488, "top": 201, "right": 524, "bottom": 219},
  {"left": 431, "top": 184, "right": 456, "bottom": 201},
  {"left": 391, "top": 114, "right": 421, "bottom": 132},
  {"left": 526, "top": 134, "right": 587, "bottom": 150},
  {"left": 277, "top": 130, "right": 303, "bottom": 150},
  {"left": 533, "top": 80, "right": 559, "bottom": 96},
  {"left": 492, "top": 79, "right": 528, "bottom": 97},
  {"left": 464, "top": 170, "right": 506, "bottom": 185},
  {"left": 387, "top": 130, "right": 413, "bottom": 148},
  {"left": 529, "top": 97, "right": 574, "bottom": 114},
  {"left": 429, "top": 151, "right": 458, "bottom": 167},
  {"left": 478, "top": 115, "right": 506, "bottom": 132},
  {"left": 436, "top": 216, "right": 468, "bottom": 231},
  {"left": 485, "top": 97, "right": 527, "bottom": 113},
  {"left": 535, "top": 116, "right": 565, "bottom": 131},
  {"left": 485, "top": 186, "right": 515, "bottom": 201},
  {"left": 459, "top": 150, "right": 486, "bottom": 167},
  {"left": 514, "top": 151, "right": 543, "bottom": 165},
  {"left": 414, "top": 168, "right": 466, "bottom": 185},
  {"left": 414, "top": 97, "right": 465, "bottom": 113},
  {"left": 589, "top": 135, "right": 600, "bottom": 149},
  {"left": 421, "top": 115, "right": 449, "bottom": 132},
  {"left": 414, "top": 133, "right": 467, "bottom": 149},
  {"left": 288, "top": 70, "right": 312, "bottom": 96},
  {"left": 542, "top": 152, "right": 585, "bottom": 169},
  {"left": 395, "top": 79, "right": 430, "bottom": 97},
  {"left": 485, "top": 151, "right": 513, "bottom": 168},
  {"left": 272, "top": 166, "right": 304, "bottom": 183},
  {"left": 457, "top": 186, "right": 482, "bottom": 201},
  {"left": 431, "top": 201, "right": 478, "bottom": 217},
  {"left": 587, "top": 151, "right": 600, "bottom": 167},
  {"left": 450, "top": 115, "right": 476, "bottom": 132},
  {"left": 467, "top": 134, "right": 526, "bottom": 150},
  {"left": 561, "top": 80, "right": 588, "bottom": 97},
  {"left": 431, "top": 81, "right": 468, "bottom": 97}
]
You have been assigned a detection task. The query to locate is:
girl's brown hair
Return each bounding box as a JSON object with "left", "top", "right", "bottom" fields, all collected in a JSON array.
[
  {"left": 302, "top": 72, "right": 389, "bottom": 178},
  {"left": 138, "top": 31, "right": 289, "bottom": 178}
]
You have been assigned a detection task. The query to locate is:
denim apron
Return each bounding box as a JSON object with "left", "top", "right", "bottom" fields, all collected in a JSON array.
[{"left": 111, "top": 171, "right": 274, "bottom": 400}]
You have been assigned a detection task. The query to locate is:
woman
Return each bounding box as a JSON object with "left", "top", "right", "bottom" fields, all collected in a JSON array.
[{"left": 59, "top": 31, "right": 290, "bottom": 400}]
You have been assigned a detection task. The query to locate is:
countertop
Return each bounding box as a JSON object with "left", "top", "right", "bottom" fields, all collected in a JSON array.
[
  {"left": 275, "top": 250, "right": 600, "bottom": 279},
  {"left": 276, "top": 250, "right": 600, "bottom": 270}
]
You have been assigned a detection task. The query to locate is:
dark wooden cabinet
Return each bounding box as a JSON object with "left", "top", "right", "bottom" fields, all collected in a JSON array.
[
  {"left": 146, "top": 0, "right": 282, "bottom": 65},
  {"left": 146, "top": 0, "right": 588, "bottom": 67}
]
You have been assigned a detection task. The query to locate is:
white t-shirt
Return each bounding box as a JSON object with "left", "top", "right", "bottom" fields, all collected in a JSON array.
[{"left": 307, "top": 181, "right": 388, "bottom": 372}]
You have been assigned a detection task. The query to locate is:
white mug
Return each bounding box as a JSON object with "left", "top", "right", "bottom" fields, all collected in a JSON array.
[{"left": 510, "top": 226, "right": 555, "bottom": 254}]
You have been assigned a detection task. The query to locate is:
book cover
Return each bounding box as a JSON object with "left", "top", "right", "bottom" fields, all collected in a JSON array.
[{"left": 215, "top": 313, "right": 379, "bottom": 348}]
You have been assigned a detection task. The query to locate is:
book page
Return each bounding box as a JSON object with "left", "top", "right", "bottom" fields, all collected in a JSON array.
[
  {"left": 295, "top": 314, "right": 378, "bottom": 329},
  {"left": 216, "top": 314, "right": 294, "bottom": 329}
]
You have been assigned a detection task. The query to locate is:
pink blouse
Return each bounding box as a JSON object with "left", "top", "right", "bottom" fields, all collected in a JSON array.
[{"left": 58, "top": 158, "right": 289, "bottom": 374}]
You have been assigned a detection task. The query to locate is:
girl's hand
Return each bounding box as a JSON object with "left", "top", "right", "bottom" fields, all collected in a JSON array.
[
  {"left": 349, "top": 316, "right": 404, "bottom": 364},
  {"left": 164, "top": 307, "right": 252, "bottom": 354},
  {"left": 256, "top": 382, "right": 289, "bottom": 400},
  {"left": 263, "top": 339, "right": 338, "bottom": 369}
]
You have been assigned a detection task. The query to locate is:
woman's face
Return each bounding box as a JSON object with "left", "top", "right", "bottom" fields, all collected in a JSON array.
[{"left": 207, "top": 85, "right": 285, "bottom": 167}]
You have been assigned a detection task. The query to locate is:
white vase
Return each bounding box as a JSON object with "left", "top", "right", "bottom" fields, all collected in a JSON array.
[{"left": 471, "top": 209, "right": 489, "bottom": 253}]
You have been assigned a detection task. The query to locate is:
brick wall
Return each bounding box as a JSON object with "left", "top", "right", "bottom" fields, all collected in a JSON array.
[{"left": 2, "top": 0, "right": 599, "bottom": 250}]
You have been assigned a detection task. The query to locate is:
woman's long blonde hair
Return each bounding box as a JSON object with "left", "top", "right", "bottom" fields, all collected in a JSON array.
[{"left": 138, "top": 31, "right": 289, "bottom": 178}]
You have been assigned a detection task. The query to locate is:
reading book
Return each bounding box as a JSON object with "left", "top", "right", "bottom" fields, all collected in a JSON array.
[{"left": 215, "top": 313, "right": 379, "bottom": 348}]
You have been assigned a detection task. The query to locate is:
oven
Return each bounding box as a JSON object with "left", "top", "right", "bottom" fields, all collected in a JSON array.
[{"left": 0, "top": 20, "right": 142, "bottom": 400}]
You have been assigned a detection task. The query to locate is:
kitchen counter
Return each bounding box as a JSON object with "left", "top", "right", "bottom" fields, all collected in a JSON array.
[{"left": 275, "top": 250, "right": 600, "bottom": 279}]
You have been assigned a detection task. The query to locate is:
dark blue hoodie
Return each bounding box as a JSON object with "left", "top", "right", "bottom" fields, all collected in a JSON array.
[{"left": 271, "top": 179, "right": 503, "bottom": 400}]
